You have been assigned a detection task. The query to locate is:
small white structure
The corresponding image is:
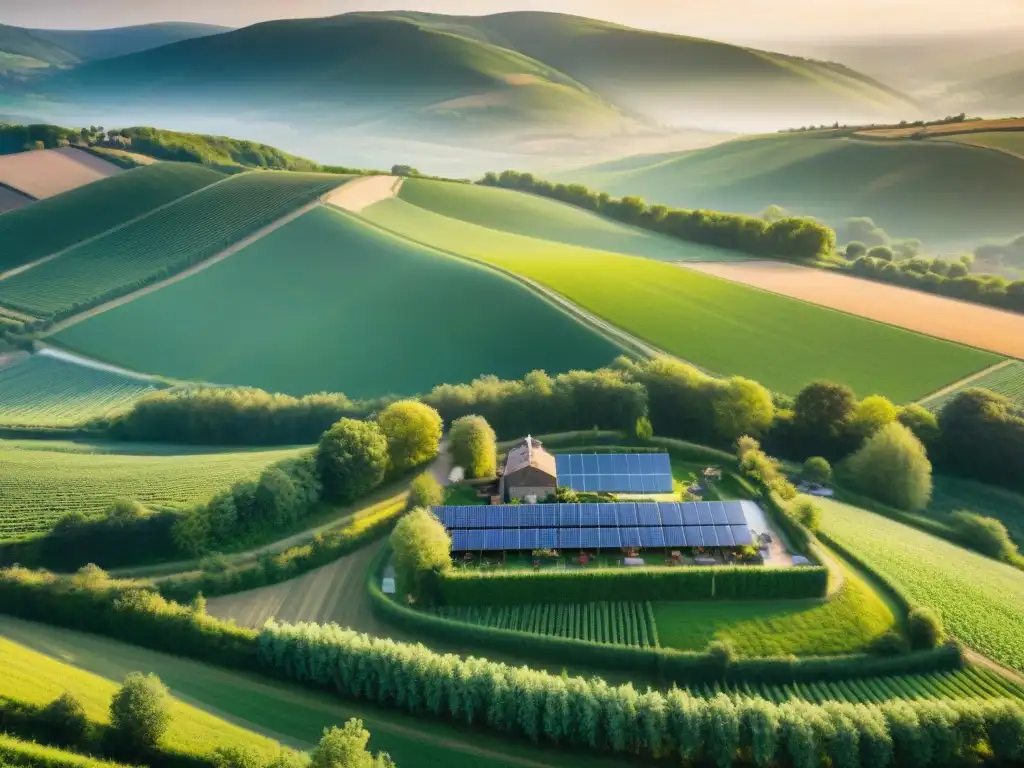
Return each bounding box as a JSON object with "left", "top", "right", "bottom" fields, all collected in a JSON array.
[
  {"left": 623, "top": 557, "right": 645, "bottom": 567},
  {"left": 449, "top": 466, "right": 465, "bottom": 483},
  {"left": 382, "top": 565, "right": 396, "bottom": 595},
  {"left": 791, "top": 555, "right": 813, "bottom": 567}
]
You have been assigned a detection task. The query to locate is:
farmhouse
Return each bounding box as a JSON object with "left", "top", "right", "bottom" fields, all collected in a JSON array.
[{"left": 499, "top": 435, "right": 557, "bottom": 502}]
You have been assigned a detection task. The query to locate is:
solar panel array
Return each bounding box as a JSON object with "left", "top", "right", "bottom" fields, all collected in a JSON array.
[
  {"left": 436, "top": 501, "right": 758, "bottom": 552},
  {"left": 553, "top": 452, "right": 674, "bottom": 493}
]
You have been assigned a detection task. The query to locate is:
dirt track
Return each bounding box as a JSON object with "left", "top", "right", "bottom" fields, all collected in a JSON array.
[
  {"left": 682, "top": 261, "right": 1024, "bottom": 359},
  {"left": 324, "top": 175, "right": 402, "bottom": 212}
]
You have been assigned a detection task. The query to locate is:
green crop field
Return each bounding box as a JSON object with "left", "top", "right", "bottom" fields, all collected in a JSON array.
[
  {"left": 0, "top": 163, "right": 224, "bottom": 272},
  {"left": 0, "top": 628, "right": 284, "bottom": 761},
  {"left": 398, "top": 179, "right": 750, "bottom": 261},
  {"left": 817, "top": 498, "right": 1024, "bottom": 674},
  {"left": 0, "top": 171, "right": 349, "bottom": 317},
  {"left": 52, "top": 207, "right": 621, "bottom": 398},
  {"left": 0, "top": 353, "right": 163, "bottom": 427},
  {"left": 934, "top": 131, "right": 1024, "bottom": 160},
  {"left": 922, "top": 361, "right": 1024, "bottom": 412},
  {"left": 0, "top": 618, "right": 630, "bottom": 768},
  {"left": 427, "top": 601, "right": 660, "bottom": 647},
  {"left": 653, "top": 553, "right": 895, "bottom": 656},
  {"left": 0, "top": 440, "right": 305, "bottom": 539},
  {"left": 363, "top": 197, "right": 998, "bottom": 401},
  {"left": 928, "top": 473, "right": 1024, "bottom": 550}
]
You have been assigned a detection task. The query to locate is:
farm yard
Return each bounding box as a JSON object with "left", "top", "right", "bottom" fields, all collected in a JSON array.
[
  {"left": 0, "top": 440, "right": 306, "bottom": 538},
  {"left": 0, "top": 164, "right": 224, "bottom": 272},
  {"left": 0, "top": 171, "right": 350, "bottom": 317},
  {"left": 52, "top": 207, "right": 621, "bottom": 397},
  {"left": 921, "top": 360, "right": 1024, "bottom": 411},
  {"left": 0, "top": 147, "right": 122, "bottom": 199},
  {"left": 0, "top": 352, "right": 163, "bottom": 426},
  {"left": 817, "top": 498, "right": 1024, "bottom": 674},
  {"left": 363, "top": 196, "right": 998, "bottom": 401}
]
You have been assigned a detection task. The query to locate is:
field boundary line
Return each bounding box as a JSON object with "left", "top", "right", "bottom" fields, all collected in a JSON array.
[
  {"left": 323, "top": 174, "right": 402, "bottom": 212},
  {"left": 962, "top": 647, "right": 1024, "bottom": 686},
  {"left": 44, "top": 197, "right": 325, "bottom": 335},
  {"left": 916, "top": 359, "right": 1016, "bottom": 406},
  {"left": 0, "top": 169, "right": 245, "bottom": 284},
  {"left": 0, "top": 304, "right": 35, "bottom": 322}
]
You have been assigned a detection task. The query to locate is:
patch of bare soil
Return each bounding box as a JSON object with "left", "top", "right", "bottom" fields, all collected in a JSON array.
[{"left": 0, "top": 148, "right": 121, "bottom": 199}]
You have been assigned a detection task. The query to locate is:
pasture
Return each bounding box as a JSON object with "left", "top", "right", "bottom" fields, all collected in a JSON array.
[
  {"left": 363, "top": 198, "right": 997, "bottom": 401},
  {"left": 0, "top": 352, "right": 163, "bottom": 427},
  {"left": 921, "top": 360, "right": 1024, "bottom": 411},
  {"left": 0, "top": 163, "right": 224, "bottom": 272},
  {"left": 934, "top": 131, "right": 1024, "bottom": 160},
  {"left": 0, "top": 734, "right": 132, "bottom": 768},
  {"left": 0, "top": 440, "right": 305, "bottom": 539},
  {"left": 817, "top": 498, "right": 1024, "bottom": 674},
  {"left": 0, "top": 147, "right": 121, "bottom": 199},
  {"left": 398, "top": 178, "right": 750, "bottom": 262},
  {"left": 52, "top": 207, "right": 621, "bottom": 398},
  {"left": 681, "top": 260, "right": 1024, "bottom": 359},
  {"left": 0, "top": 618, "right": 611, "bottom": 768},
  {"left": 0, "top": 625, "right": 284, "bottom": 761},
  {"left": 0, "top": 171, "right": 349, "bottom": 317}
]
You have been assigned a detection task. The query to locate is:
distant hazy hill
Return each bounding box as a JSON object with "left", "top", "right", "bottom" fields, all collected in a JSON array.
[
  {"left": 0, "top": 22, "right": 227, "bottom": 67},
  {"left": 563, "top": 131, "right": 1024, "bottom": 247},
  {"left": 947, "top": 49, "right": 1024, "bottom": 113},
  {"left": 35, "top": 11, "right": 915, "bottom": 142}
]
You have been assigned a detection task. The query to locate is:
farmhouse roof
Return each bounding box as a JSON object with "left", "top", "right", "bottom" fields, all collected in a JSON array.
[{"left": 503, "top": 435, "right": 557, "bottom": 478}]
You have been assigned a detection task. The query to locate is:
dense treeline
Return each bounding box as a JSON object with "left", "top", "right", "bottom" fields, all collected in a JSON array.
[
  {"left": 109, "top": 127, "right": 326, "bottom": 171},
  {"left": 480, "top": 170, "right": 836, "bottom": 261},
  {"left": 260, "top": 620, "right": 1023, "bottom": 767},
  {"left": 0, "top": 123, "right": 99, "bottom": 154}
]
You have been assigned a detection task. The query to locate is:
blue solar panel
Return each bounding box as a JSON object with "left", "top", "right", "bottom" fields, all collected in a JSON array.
[
  {"left": 500, "top": 528, "right": 520, "bottom": 549},
  {"left": 558, "top": 504, "right": 580, "bottom": 527},
  {"left": 724, "top": 501, "right": 747, "bottom": 525},
  {"left": 636, "top": 502, "right": 661, "bottom": 526},
  {"left": 555, "top": 454, "right": 571, "bottom": 475},
  {"left": 732, "top": 525, "right": 754, "bottom": 546},
  {"left": 612, "top": 454, "right": 629, "bottom": 473},
  {"left": 716, "top": 525, "right": 735, "bottom": 547},
  {"left": 483, "top": 529, "right": 502, "bottom": 549},
  {"left": 700, "top": 526, "right": 719, "bottom": 547},
  {"left": 437, "top": 507, "right": 456, "bottom": 528},
  {"left": 620, "top": 527, "right": 641, "bottom": 547},
  {"left": 659, "top": 502, "right": 683, "bottom": 526},
  {"left": 627, "top": 453, "right": 642, "bottom": 473},
  {"left": 539, "top": 504, "right": 558, "bottom": 528},
  {"left": 581, "top": 454, "right": 599, "bottom": 473},
  {"left": 484, "top": 510, "right": 502, "bottom": 528},
  {"left": 516, "top": 505, "right": 540, "bottom": 527},
  {"left": 639, "top": 526, "right": 665, "bottom": 547},
  {"left": 616, "top": 503, "right": 639, "bottom": 526},
  {"left": 664, "top": 526, "right": 685, "bottom": 547},
  {"left": 697, "top": 504, "right": 715, "bottom": 525},
  {"left": 709, "top": 502, "right": 729, "bottom": 525},
  {"left": 600, "top": 528, "right": 621, "bottom": 548},
  {"left": 596, "top": 454, "right": 613, "bottom": 473},
  {"left": 657, "top": 475, "right": 675, "bottom": 493},
  {"left": 581, "top": 528, "right": 600, "bottom": 548},
  {"left": 684, "top": 526, "right": 703, "bottom": 546},
  {"left": 627, "top": 474, "right": 643, "bottom": 493},
  {"left": 520, "top": 528, "right": 540, "bottom": 550},
  {"left": 559, "top": 527, "right": 581, "bottom": 548},
  {"left": 466, "top": 530, "right": 486, "bottom": 550},
  {"left": 598, "top": 503, "right": 618, "bottom": 526},
  {"left": 681, "top": 503, "right": 701, "bottom": 526},
  {"left": 570, "top": 454, "right": 584, "bottom": 474},
  {"left": 580, "top": 503, "right": 600, "bottom": 526},
  {"left": 451, "top": 530, "right": 470, "bottom": 551},
  {"left": 653, "top": 453, "right": 672, "bottom": 473},
  {"left": 539, "top": 528, "right": 558, "bottom": 549}
]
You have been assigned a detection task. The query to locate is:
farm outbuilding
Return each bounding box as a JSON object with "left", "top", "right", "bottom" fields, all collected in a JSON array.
[{"left": 499, "top": 435, "right": 557, "bottom": 502}]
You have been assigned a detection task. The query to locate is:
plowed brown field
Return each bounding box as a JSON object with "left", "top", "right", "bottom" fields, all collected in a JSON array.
[
  {"left": 681, "top": 261, "right": 1024, "bottom": 359},
  {"left": 0, "top": 148, "right": 121, "bottom": 199}
]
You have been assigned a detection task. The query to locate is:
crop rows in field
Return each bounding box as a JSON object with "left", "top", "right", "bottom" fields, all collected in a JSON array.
[
  {"left": 922, "top": 360, "right": 1024, "bottom": 412},
  {"left": 0, "top": 440, "right": 306, "bottom": 539},
  {"left": 0, "top": 171, "right": 348, "bottom": 316},
  {"left": 817, "top": 498, "right": 1024, "bottom": 674},
  {"left": 0, "top": 353, "right": 162, "bottom": 426},
  {"left": 695, "top": 665, "right": 1023, "bottom": 704},
  {"left": 0, "top": 163, "right": 224, "bottom": 272},
  {"left": 428, "top": 601, "right": 660, "bottom": 647}
]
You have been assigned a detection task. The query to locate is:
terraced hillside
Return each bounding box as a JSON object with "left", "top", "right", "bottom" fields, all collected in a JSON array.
[
  {"left": 363, "top": 193, "right": 998, "bottom": 401},
  {"left": 398, "top": 179, "right": 749, "bottom": 261},
  {"left": 0, "top": 163, "right": 224, "bottom": 272},
  {"left": 0, "top": 171, "right": 348, "bottom": 317},
  {"left": 0, "top": 440, "right": 305, "bottom": 539},
  {"left": 53, "top": 206, "right": 622, "bottom": 397},
  {"left": 564, "top": 131, "right": 1024, "bottom": 246},
  {"left": 817, "top": 498, "right": 1024, "bottom": 674},
  {"left": 0, "top": 351, "right": 163, "bottom": 427}
]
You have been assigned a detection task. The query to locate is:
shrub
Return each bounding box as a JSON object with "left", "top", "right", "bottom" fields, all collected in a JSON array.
[
  {"left": 896, "top": 404, "right": 939, "bottom": 448},
  {"left": 869, "top": 631, "right": 910, "bottom": 656},
  {"left": 389, "top": 508, "right": 451, "bottom": 603},
  {"left": 803, "top": 457, "right": 832, "bottom": 485},
  {"left": 907, "top": 607, "right": 944, "bottom": 650},
  {"left": 848, "top": 395, "right": 898, "bottom": 440},
  {"left": 317, "top": 419, "right": 389, "bottom": 503},
  {"left": 39, "top": 693, "right": 89, "bottom": 746},
  {"left": 792, "top": 498, "right": 823, "bottom": 534},
  {"left": 108, "top": 673, "right": 170, "bottom": 755},
  {"left": 867, "top": 245, "right": 894, "bottom": 262},
  {"left": 311, "top": 719, "right": 395, "bottom": 768},
  {"left": 377, "top": 400, "right": 442, "bottom": 473},
  {"left": 448, "top": 415, "right": 497, "bottom": 478},
  {"left": 841, "top": 423, "right": 932, "bottom": 511},
  {"left": 635, "top": 416, "right": 654, "bottom": 441},
  {"left": 844, "top": 242, "right": 867, "bottom": 259},
  {"left": 713, "top": 377, "right": 774, "bottom": 440},
  {"left": 407, "top": 471, "right": 443, "bottom": 510},
  {"left": 950, "top": 511, "right": 1018, "bottom": 562}
]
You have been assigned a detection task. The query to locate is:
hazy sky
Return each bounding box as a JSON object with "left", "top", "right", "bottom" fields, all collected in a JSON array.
[{"left": 3, "top": 0, "right": 1022, "bottom": 39}]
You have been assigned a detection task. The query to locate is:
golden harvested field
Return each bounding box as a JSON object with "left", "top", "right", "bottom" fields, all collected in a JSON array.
[
  {"left": 681, "top": 261, "right": 1024, "bottom": 360},
  {"left": 0, "top": 148, "right": 122, "bottom": 199},
  {"left": 857, "top": 119, "right": 1024, "bottom": 138}
]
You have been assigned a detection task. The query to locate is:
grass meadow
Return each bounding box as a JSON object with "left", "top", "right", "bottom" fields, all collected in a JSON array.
[
  {"left": 817, "top": 498, "right": 1024, "bottom": 674},
  {"left": 363, "top": 196, "right": 997, "bottom": 401},
  {"left": 0, "top": 440, "right": 305, "bottom": 539},
  {"left": 54, "top": 206, "right": 621, "bottom": 398}
]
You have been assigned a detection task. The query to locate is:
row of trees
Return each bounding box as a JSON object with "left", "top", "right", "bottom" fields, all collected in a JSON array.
[
  {"left": 479, "top": 170, "right": 836, "bottom": 261},
  {"left": 259, "top": 620, "right": 1024, "bottom": 767}
]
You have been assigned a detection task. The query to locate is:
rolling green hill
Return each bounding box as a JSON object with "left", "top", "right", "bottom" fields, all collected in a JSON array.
[
  {"left": 52, "top": 205, "right": 621, "bottom": 398},
  {"left": 26, "top": 22, "right": 229, "bottom": 61},
  {"left": 565, "top": 131, "right": 1024, "bottom": 245},
  {"left": 0, "top": 24, "right": 78, "bottom": 65}
]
